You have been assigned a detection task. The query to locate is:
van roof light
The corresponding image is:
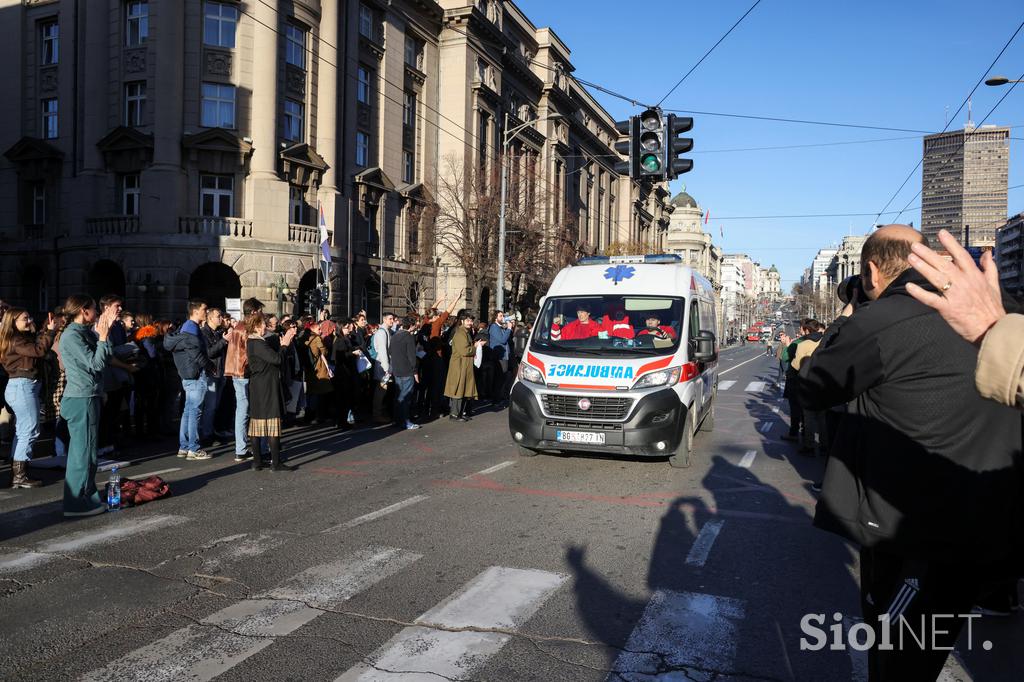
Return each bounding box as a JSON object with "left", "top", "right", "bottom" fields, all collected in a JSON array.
[{"left": 574, "top": 254, "right": 682, "bottom": 266}]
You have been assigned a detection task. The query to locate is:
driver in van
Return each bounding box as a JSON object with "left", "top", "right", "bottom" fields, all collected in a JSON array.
[
  {"left": 637, "top": 314, "right": 677, "bottom": 340},
  {"left": 550, "top": 303, "right": 606, "bottom": 341},
  {"left": 600, "top": 303, "right": 635, "bottom": 339}
]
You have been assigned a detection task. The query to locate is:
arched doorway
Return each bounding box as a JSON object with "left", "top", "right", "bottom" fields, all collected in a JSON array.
[
  {"left": 295, "top": 269, "right": 318, "bottom": 318},
  {"left": 188, "top": 262, "right": 241, "bottom": 311},
  {"left": 88, "top": 260, "right": 126, "bottom": 302}
]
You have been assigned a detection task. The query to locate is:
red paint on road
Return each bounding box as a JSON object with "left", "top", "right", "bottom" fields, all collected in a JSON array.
[{"left": 312, "top": 468, "right": 369, "bottom": 477}]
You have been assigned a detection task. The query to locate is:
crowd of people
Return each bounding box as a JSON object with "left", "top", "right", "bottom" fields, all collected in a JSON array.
[{"left": 0, "top": 290, "right": 531, "bottom": 516}]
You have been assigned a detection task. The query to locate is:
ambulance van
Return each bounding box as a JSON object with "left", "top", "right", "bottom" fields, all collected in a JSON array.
[{"left": 509, "top": 254, "right": 719, "bottom": 468}]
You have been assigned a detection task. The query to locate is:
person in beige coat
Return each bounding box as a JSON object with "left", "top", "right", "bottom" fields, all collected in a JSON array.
[
  {"left": 906, "top": 228, "right": 1023, "bottom": 410},
  {"left": 444, "top": 313, "right": 484, "bottom": 421}
]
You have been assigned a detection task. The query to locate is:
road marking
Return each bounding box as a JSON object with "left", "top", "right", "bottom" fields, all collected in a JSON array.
[
  {"left": 83, "top": 546, "right": 422, "bottom": 682},
  {"left": 336, "top": 565, "right": 566, "bottom": 681},
  {"left": 745, "top": 381, "right": 767, "bottom": 392},
  {"left": 718, "top": 380, "right": 737, "bottom": 391},
  {"left": 608, "top": 590, "right": 744, "bottom": 679},
  {"left": 738, "top": 450, "right": 757, "bottom": 468},
  {"left": 758, "top": 421, "right": 773, "bottom": 434},
  {"left": 684, "top": 520, "right": 724, "bottom": 567},
  {"left": 323, "top": 495, "right": 429, "bottom": 533},
  {"left": 0, "top": 514, "right": 188, "bottom": 574},
  {"left": 719, "top": 355, "right": 763, "bottom": 376},
  {"left": 470, "top": 461, "right": 516, "bottom": 477},
  {"left": 200, "top": 531, "right": 291, "bottom": 572},
  {"left": 123, "top": 467, "right": 182, "bottom": 479}
]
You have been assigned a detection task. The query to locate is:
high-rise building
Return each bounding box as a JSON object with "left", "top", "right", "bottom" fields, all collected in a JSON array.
[
  {"left": 996, "top": 212, "right": 1024, "bottom": 295},
  {"left": 921, "top": 123, "right": 1009, "bottom": 249}
]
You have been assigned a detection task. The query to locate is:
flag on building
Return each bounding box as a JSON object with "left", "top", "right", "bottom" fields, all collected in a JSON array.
[
  {"left": 319, "top": 202, "right": 331, "bottom": 264},
  {"left": 704, "top": 210, "right": 710, "bottom": 224}
]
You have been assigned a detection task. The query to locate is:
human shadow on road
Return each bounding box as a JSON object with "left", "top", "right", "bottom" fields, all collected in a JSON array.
[{"left": 565, "top": 455, "right": 861, "bottom": 680}]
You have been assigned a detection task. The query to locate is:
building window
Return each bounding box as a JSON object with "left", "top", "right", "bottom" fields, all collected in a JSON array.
[
  {"left": 122, "top": 174, "right": 140, "bottom": 215},
  {"left": 125, "top": 1, "right": 149, "bottom": 47},
  {"left": 355, "top": 131, "right": 369, "bottom": 167},
  {"left": 403, "top": 150, "right": 414, "bottom": 183},
  {"left": 358, "top": 4, "right": 375, "bottom": 41},
  {"left": 477, "top": 110, "right": 488, "bottom": 172},
  {"left": 41, "top": 98, "right": 58, "bottom": 139},
  {"left": 201, "top": 82, "right": 236, "bottom": 128},
  {"left": 357, "top": 66, "right": 372, "bottom": 104},
  {"left": 203, "top": 1, "right": 238, "bottom": 48},
  {"left": 32, "top": 183, "right": 46, "bottom": 224},
  {"left": 404, "top": 36, "right": 423, "bottom": 69},
  {"left": 200, "top": 174, "right": 233, "bottom": 217},
  {"left": 282, "top": 99, "right": 303, "bottom": 142},
  {"left": 40, "top": 20, "right": 59, "bottom": 65},
  {"left": 285, "top": 24, "right": 306, "bottom": 68},
  {"left": 124, "top": 81, "right": 146, "bottom": 127},
  {"left": 289, "top": 187, "right": 308, "bottom": 225},
  {"left": 403, "top": 91, "right": 416, "bottom": 128}
]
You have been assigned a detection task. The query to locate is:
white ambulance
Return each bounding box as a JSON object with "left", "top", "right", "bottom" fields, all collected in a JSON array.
[{"left": 509, "top": 254, "right": 719, "bottom": 467}]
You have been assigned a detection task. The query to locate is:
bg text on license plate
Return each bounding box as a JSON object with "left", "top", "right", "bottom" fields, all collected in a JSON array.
[{"left": 555, "top": 430, "right": 606, "bottom": 445}]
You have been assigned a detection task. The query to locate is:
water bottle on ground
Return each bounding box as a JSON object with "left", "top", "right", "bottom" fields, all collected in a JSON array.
[{"left": 107, "top": 466, "right": 121, "bottom": 511}]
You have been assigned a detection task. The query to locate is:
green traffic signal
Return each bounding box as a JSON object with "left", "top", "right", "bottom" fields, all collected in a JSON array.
[{"left": 641, "top": 153, "right": 661, "bottom": 172}]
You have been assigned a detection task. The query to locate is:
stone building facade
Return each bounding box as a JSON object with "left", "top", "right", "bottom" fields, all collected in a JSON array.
[{"left": 0, "top": 0, "right": 670, "bottom": 321}]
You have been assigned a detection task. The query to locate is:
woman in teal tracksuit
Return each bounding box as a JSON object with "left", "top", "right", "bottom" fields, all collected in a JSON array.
[{"left": 58, "top": 294, "right": 116, "bottom": 517}]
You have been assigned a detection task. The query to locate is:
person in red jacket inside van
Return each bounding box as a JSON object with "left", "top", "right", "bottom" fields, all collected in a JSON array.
[
  {"left": 601, "top": 304, "right": 636, "bottom": 339},
  {"left": 637, "top": 314, "right": 677, "bottom": 340},
  {"left": 551, "top": 303, "right": 606, "bottom": 341}
]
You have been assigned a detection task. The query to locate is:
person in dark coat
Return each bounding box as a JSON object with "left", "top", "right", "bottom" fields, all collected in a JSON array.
[
  {"left": 330, "top": 319, "right": 362, "bottom": 430},
  {"left": 798, "top": 225, "right": 1024, "bottom": 680},
  {"left": 245, "top": 312, "right": 297, "bottom": 471}
]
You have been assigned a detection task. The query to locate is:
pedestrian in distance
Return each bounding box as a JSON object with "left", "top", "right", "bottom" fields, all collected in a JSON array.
[
  {"left": 164, "top": 299, "right": 212, "bottom": 461},
  {"left": 330, "top": 319, "right": 361, "bottom": 430},
  {"left": 390, "top": 315, "right": 421, "bottom": 430},
  {"left": 798, "top": 225, "right": 1024, "bottom": 680},
  {"left": 370, "top": 313, "right": 396, "bottom": 424},
  {"left": 445, "top": 313, "right": 483, "bottom": 421},
  {"left": 224, "top": 297, "right": 265, "bottom": 462},
  {"left": 199, "top": 307, "right": 229, "bottom": 445},
  {"left": 58, "top": 295, "right": 118, "bottom": 517},
  {"left": 245, "top": 311, "right": 297, "bottom": 472},
  {"left": 0, "top": 307, "right": 57, "bottom": 488}
]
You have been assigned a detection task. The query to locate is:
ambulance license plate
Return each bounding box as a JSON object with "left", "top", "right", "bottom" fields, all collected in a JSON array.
[{"left": 556, "top": 430, "right": 605, "bottom": 445}]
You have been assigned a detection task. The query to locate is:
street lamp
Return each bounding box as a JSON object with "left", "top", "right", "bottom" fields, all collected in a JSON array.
[
  {"left": 497, "top": 111, "right": 563, "bottom": 312},
  {"left": 984, "top": 76, "right": 1023, "bottom": 86},
  {"left": 268, "top": 276, "right": 291, "bottom": 316}
]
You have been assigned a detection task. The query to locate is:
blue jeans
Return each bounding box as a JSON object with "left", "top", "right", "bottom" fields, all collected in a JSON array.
[
  {"left": 394, "top": 375, "right": 416, "bottom": 425},
  {"left": 200, "top": 375, "right": 224, "bottom": 439},
  {"left": 5, "top": 378, "right": 40, "bottom": 462},
  {"left": 232, "top": 377, "right": 250, "bottom": 455},
  {"left": 179, "top": 373, "right": 206, "bottom": 452}
]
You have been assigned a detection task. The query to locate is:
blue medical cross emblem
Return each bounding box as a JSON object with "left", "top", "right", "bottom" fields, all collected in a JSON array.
[{"left": 604, "top": 265, "right": 636, "bottom": 284}]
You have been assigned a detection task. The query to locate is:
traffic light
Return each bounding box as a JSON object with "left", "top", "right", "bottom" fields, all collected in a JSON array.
[
  {"left": 665, "top": 114, "right": 694, "bottom": 179},
  {"left": 637, "top": 108, "right": 664, "bottom": 180},
  {"left": 613, "top": 117, "right": 639, "bottom": 178},
  {"left": 305, "top": 290, "right": 319, "bottom": 312}
]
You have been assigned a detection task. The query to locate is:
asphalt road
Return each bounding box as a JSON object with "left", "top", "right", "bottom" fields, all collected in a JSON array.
[{"left": 1, "top": 339, "right": 1020, "bottom": 681}]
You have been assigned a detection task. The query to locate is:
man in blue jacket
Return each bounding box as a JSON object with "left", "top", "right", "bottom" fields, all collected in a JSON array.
[
  {"left": 488, "top": 311, "right": 514, "bottom": 405},
  {"left": 164, "top": 299, "right": 212, "bottom": 460}
]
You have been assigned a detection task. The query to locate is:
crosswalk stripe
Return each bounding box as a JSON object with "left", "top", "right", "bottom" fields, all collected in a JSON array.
[
  {"left": 684, "top": 520, "right": 724, "bottom": 567},
  {"left": 471, "top": 461, "right": 516, "bottom": 477},
  {"left": 745, "top": 381, "right": 767, "bottom": 392},
  {"left": 608, "top": 590, "right": 745, "bottom": 680},
  {"left": 0, "top": 514, "right": 188, "bottom": 574},
  {"left": 738, "top": 450, "right": 757, "bottom": 468},
  {"left": 200, "top": 531, "right": 292, "bottom": 572},
  {"left": 337, "top": 565, "right": 567, "bottom": 681},
  {"left": 82, "top": 546, "right": 422, "bottom": 682},
  {"left": 718, "top": 380, "right": 737, "bottom": 391}
]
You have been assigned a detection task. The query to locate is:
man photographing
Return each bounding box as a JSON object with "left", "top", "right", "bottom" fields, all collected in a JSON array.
[{"left": 797, "top": 225, "right": 1022, "bottom": 680}]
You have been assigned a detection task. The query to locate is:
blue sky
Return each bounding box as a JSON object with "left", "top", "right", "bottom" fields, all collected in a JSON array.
[{"left": 517, "top": 0, "right": 1024, "bottom": 289}]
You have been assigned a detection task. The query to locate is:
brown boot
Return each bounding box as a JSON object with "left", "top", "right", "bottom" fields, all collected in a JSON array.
[{"left": 11, "top": 461, "right": 42, "bottom": 489}]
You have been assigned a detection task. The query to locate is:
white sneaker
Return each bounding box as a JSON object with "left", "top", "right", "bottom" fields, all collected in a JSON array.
[
  {"left": 187, "top": 450, "right": 212, "bottom": 460},
  {"left": 405, "top": 422, "right": 421, "bottom": 430},
  {"left": 177, "top": 449, "right": 189, "bottom": 458}
]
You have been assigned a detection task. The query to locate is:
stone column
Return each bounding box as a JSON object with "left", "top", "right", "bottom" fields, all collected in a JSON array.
[
  {"left": 144, "top": 0, "right": 186, "bottom": 233},
  {"left": 73, "top": 0, "right": 112, "bottom": 229},
  {"left": 316, "top": 0, "right": 341, "bottom": 313},
  {"left": 245, "top": 0, "right": 288, "bottom": 241}
]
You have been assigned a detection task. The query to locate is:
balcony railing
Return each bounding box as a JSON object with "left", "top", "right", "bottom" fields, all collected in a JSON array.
[
  {"left": 178, "top": 216, "right": 252, "bottom": 238},
  {"left": 288, "top": 223, "right": 320, "bottom": 244},
  {"left": 86, "top": 215, "right": 139, "bottom": 236}
]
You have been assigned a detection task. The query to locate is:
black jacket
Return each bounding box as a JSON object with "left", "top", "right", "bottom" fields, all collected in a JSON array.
[
  {"left": 200, "top": 325, "right": 227, "bottom": 378},
  {"left": 390, "top": 329, "right": 418, "bottom": 378},
  {"left": 163, "top": 321, "right": 209, "bottom": 381},
  {"left": 798, "top": 269, "right": 1022, "bottom": 563}
]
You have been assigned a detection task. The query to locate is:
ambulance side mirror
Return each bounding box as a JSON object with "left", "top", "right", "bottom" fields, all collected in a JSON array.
[{"left": 693, "top": 330, "right": 717, "bottom": 362}]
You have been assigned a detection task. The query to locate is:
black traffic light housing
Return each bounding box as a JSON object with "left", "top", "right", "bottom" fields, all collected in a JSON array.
[
  {"left": 666, "top": 114, "right": 694, "bottom": 179},
  {"left": 613, "top": 118, "right": 638, "bottom": 178},
  {"left": 637, "top": 108, "right": 665, "bottom": 180}
]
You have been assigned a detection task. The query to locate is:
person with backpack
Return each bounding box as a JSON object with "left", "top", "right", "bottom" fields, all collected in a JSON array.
[
  {"left": 164, "top": 299, "right": 212, "bottom": 461},
  {"left": 370, "top": 313, "right": 396, "bottom": 423}
]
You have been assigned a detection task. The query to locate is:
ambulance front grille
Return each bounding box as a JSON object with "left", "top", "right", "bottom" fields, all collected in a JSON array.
[{"left": 542, "top": 394, "right": 632, "bottom": 420}]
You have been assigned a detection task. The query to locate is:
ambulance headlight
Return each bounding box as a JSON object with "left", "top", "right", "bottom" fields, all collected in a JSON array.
[
  {"left": 518, "top": 363, "right": 545, "bottom": 385},
  {"left": 632, "top": 366, "right": 682, "bottom": 390}
]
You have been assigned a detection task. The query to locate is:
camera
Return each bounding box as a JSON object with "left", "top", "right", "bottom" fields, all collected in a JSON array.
[{"left": 837, "top": 275, "right": 866, "bottom": 309}]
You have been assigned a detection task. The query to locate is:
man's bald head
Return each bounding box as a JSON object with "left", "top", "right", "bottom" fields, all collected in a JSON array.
[{"left": 860, "top": 224, "right": 927, "bottom": 300}]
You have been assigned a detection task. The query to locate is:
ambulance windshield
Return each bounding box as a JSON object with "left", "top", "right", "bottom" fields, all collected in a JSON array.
[{"left": 530, "top": 296, "right": 685, "bottom": 356}]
